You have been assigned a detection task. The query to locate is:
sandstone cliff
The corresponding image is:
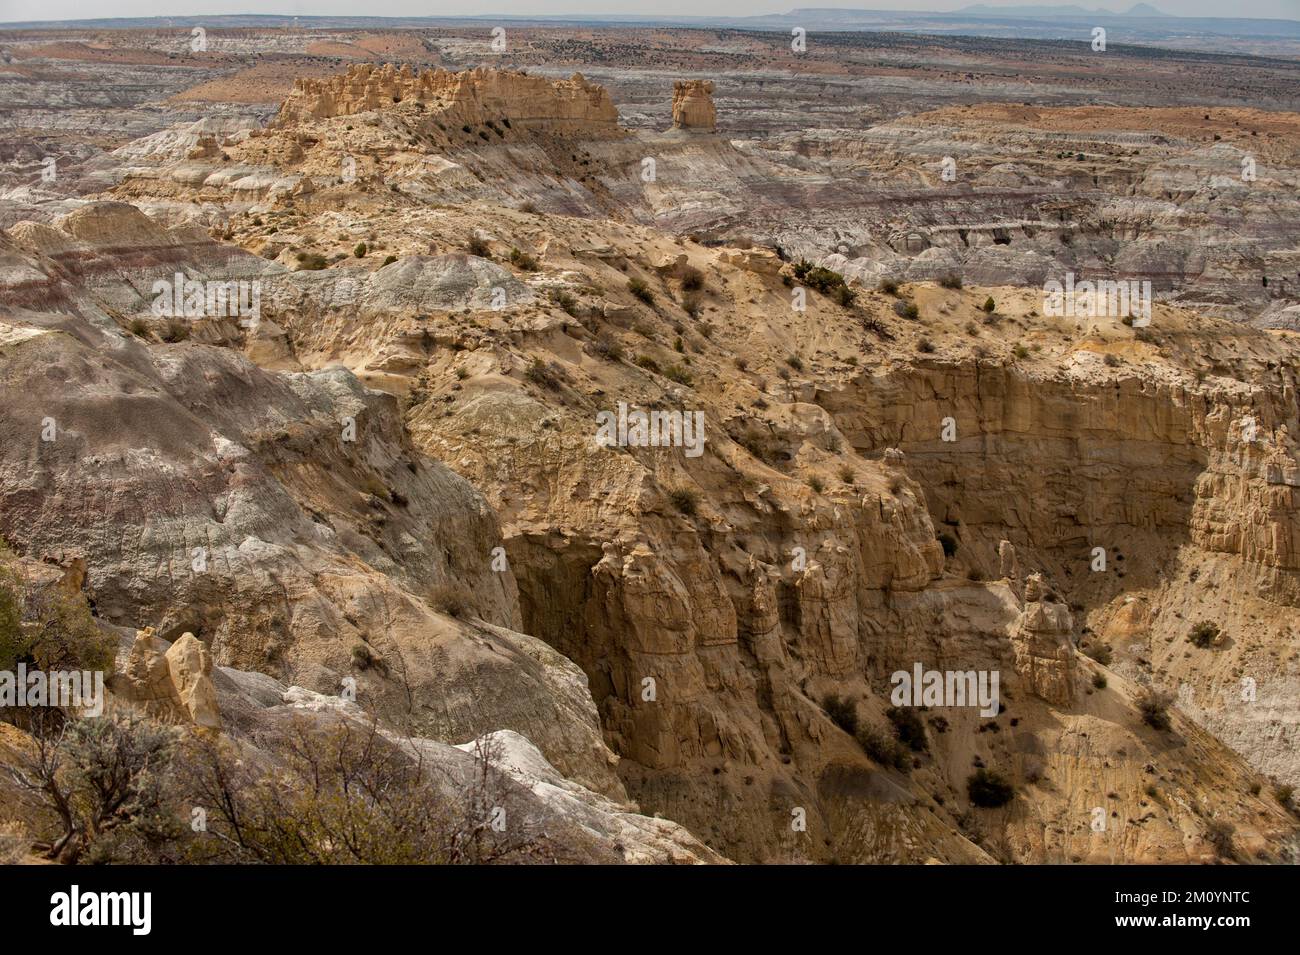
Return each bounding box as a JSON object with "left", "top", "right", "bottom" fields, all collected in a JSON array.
[{"left": 277, "top": 64, "right": 622, "bottom": 138}]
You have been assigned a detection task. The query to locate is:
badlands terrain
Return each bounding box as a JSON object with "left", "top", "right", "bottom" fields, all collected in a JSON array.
[{"left": 1, "top": 21, "right": 1299, "bottom": 865}]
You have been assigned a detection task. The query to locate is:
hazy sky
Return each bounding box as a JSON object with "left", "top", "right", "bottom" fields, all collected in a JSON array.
[{"left": 1, "top": 0, "right": 1297, "bottom": 24}]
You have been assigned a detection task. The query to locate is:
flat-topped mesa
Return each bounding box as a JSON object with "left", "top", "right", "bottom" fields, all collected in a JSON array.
[
  {"left": 671, "top": 79, "right": 717, "bottom": 132},
  {"left": 275, "top": 63, "right": 623, "bottom": 137}
]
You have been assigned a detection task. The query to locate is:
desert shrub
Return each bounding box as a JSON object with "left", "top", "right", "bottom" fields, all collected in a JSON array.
[
  {"left": 524, "top": 357, "right": 561, "bottom": 390},
  {"left": 382, "top": 255, "right": 397, "bottom": 267},
  {"left": 1084, "top": 642, "right": 1113, "bottom": 666},
  {"left": 509, "top": 248, "right": 539, "bottom": 271},
  {"left": 679, "top": 265, "right": 704, "bottom": 292},
  {"left": 839, "top": 466, "right": 855, "bottom": 484},
  {"left": 0, "top": 566, "right": 115, "bottom": 675},
  {"left": 1137, "top": 688, "right": 1173, "bottom": 731},
  {"left": 635, "top": 354, "right": 660, "bottom": 373},
  {"left": 663, "top": 363, "right": 694, "bottom": 386},
  {"left": 466, "top": 235, "right": 491, "bottom": 257},
  {"left": 1013, "top": 344, "right": 1030, "bottom": 360},
  {"left": 428, "top": 581, "right": 475, "bottom": 619},
  {"left": 295, "top": 252, "right": 328, "bottom": 270},
  {"left": 518, "top": 200, "right": 538, "bottom": 214},
  {"left": 1189, "top": 621, "right": 1220, "bottom": 649},
  {"left": 967, "top": 768, "right": 1014, "bottom": 808},
  {"left": 822, "top": 694, "right": 859, "bottom": 735},
  {"left": 184, "top": 720, "right": 560, "bottom": 864},
  {"left": 785, "top": 354, "right": 804, "bottom": 371},
  {"left": 667, "top": 486, "right": 699, "bottom": 517},
  {"left": 791, "top": 260, "right": 840, "bottom": 291},
  {"left": 628, "top": 278, "right": 655, "bottom": 304},
  {"left": 1103, "top": 353, "right": 1121, "bottom": 367},
  {"left": 878, "top": 278, "right": 899, "bottom": 296},
  {"left": 982, "top": 296, "right": 996, "bottom": 313},
  {"left": 1092, "top": 672, "right": 1108, "bottom": 690},
  {"left": 857, "top": 725, "right": 911, "bottom": 772},
  {"left": 916, "top": 338, "right": 935, "bottom": 353},
  {"left": 127, "top": 317, "right": 149, "bottom": 338},
  {"left": 8, "top": 712, "right": 180, "bottom": 863},
  {"left": 548, "top": 289, "right": 579, "bottom": 316},
  {"left": 1205, "top": 819, "right": 1235, "bottom": 859},
  {"left": 0, "top": 823, "right": 27, "bottom": 864},
  {"left": 1274, "top": 784, "right": 1295, "bottom": 811},
  {"left": 886, "top": 706, "right": 928, "bottom": 752},
  {"left": 735, "top": 425, "right": 781, "bottom": 465},
  {"left": 807, "top": 475, "right": 825, "bottom": 493},
  {"left": 353, "top": 242, "right": 367, "bottom": 258},
  {"left": 160, "top": 320, "right": 190, "bottom": 342},
  {"left": 939, "top": 273, "right": 963, "bottom": 290},
  {"left": 351, "top": 642, "right": 385, "bottom": 672},
  {"left": 892, "top": 299, "right": 919, "bottom": 320},
  {"left": 592, "top": 334, "right": 624, "bottom": 362}
]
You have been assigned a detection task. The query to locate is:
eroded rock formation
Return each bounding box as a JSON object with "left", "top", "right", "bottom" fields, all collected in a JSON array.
[
  {"left": 672, "top": 79, "right": 717, "bottom": 132},
  {"left": 277, "top": 64, "right": 622, "bottom": 138}
]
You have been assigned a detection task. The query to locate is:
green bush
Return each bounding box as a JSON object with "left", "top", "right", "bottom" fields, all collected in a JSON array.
[
  {"left": 663, "top": 363, "right": 694, "bottom": 386},
  {"left": 939, "top": 273, "right": 963, "bottom": 290},
  {"left": 0, "top": 566, "right": 115, "bottom": 674},
  {"left": 509, "top": 248, "right": 539, "bottom": 271},
  {"left": 1189, "top": 621, "right": 1220, "bottom": 649},
  {"left": 792, "top": 260, "right": 854, "bottom": 302},
  {"left": 353, "top": 242, "right": 367, "bottom": 258}
]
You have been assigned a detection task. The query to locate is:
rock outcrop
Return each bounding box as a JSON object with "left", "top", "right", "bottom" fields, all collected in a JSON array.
[
  {"left": 115, "top": 629, "right": 222, "bottom": 729},
  {"left": 276, "top": 64, "right": 622, "bottom": 138},
  {"left": 671, "top": 79, "right": 717, "bottom": 132},
  {"left": 1010, "top": 574, "right": 1076, "bottom": 705}
]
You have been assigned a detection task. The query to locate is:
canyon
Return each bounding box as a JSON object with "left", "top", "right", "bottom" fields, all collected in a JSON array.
[{"left": 1, "top": 21, "right": 1298, "bottom": 865}]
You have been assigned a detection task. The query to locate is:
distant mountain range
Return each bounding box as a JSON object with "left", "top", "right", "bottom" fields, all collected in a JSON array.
[
  {"left": 955, "top": 4, "right": 1170, "bottom": 16},
  {"left": 3, "top": 6, "right": 1298, "bottom": 57}
]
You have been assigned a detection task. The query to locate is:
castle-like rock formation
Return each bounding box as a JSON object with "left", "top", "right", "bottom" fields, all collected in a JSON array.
[
  {"left": 671, "top": 79, "right": 717, "bottom": 132},
  {"left": 276, "top": 64, "right": 622, "bottom": 138}
]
